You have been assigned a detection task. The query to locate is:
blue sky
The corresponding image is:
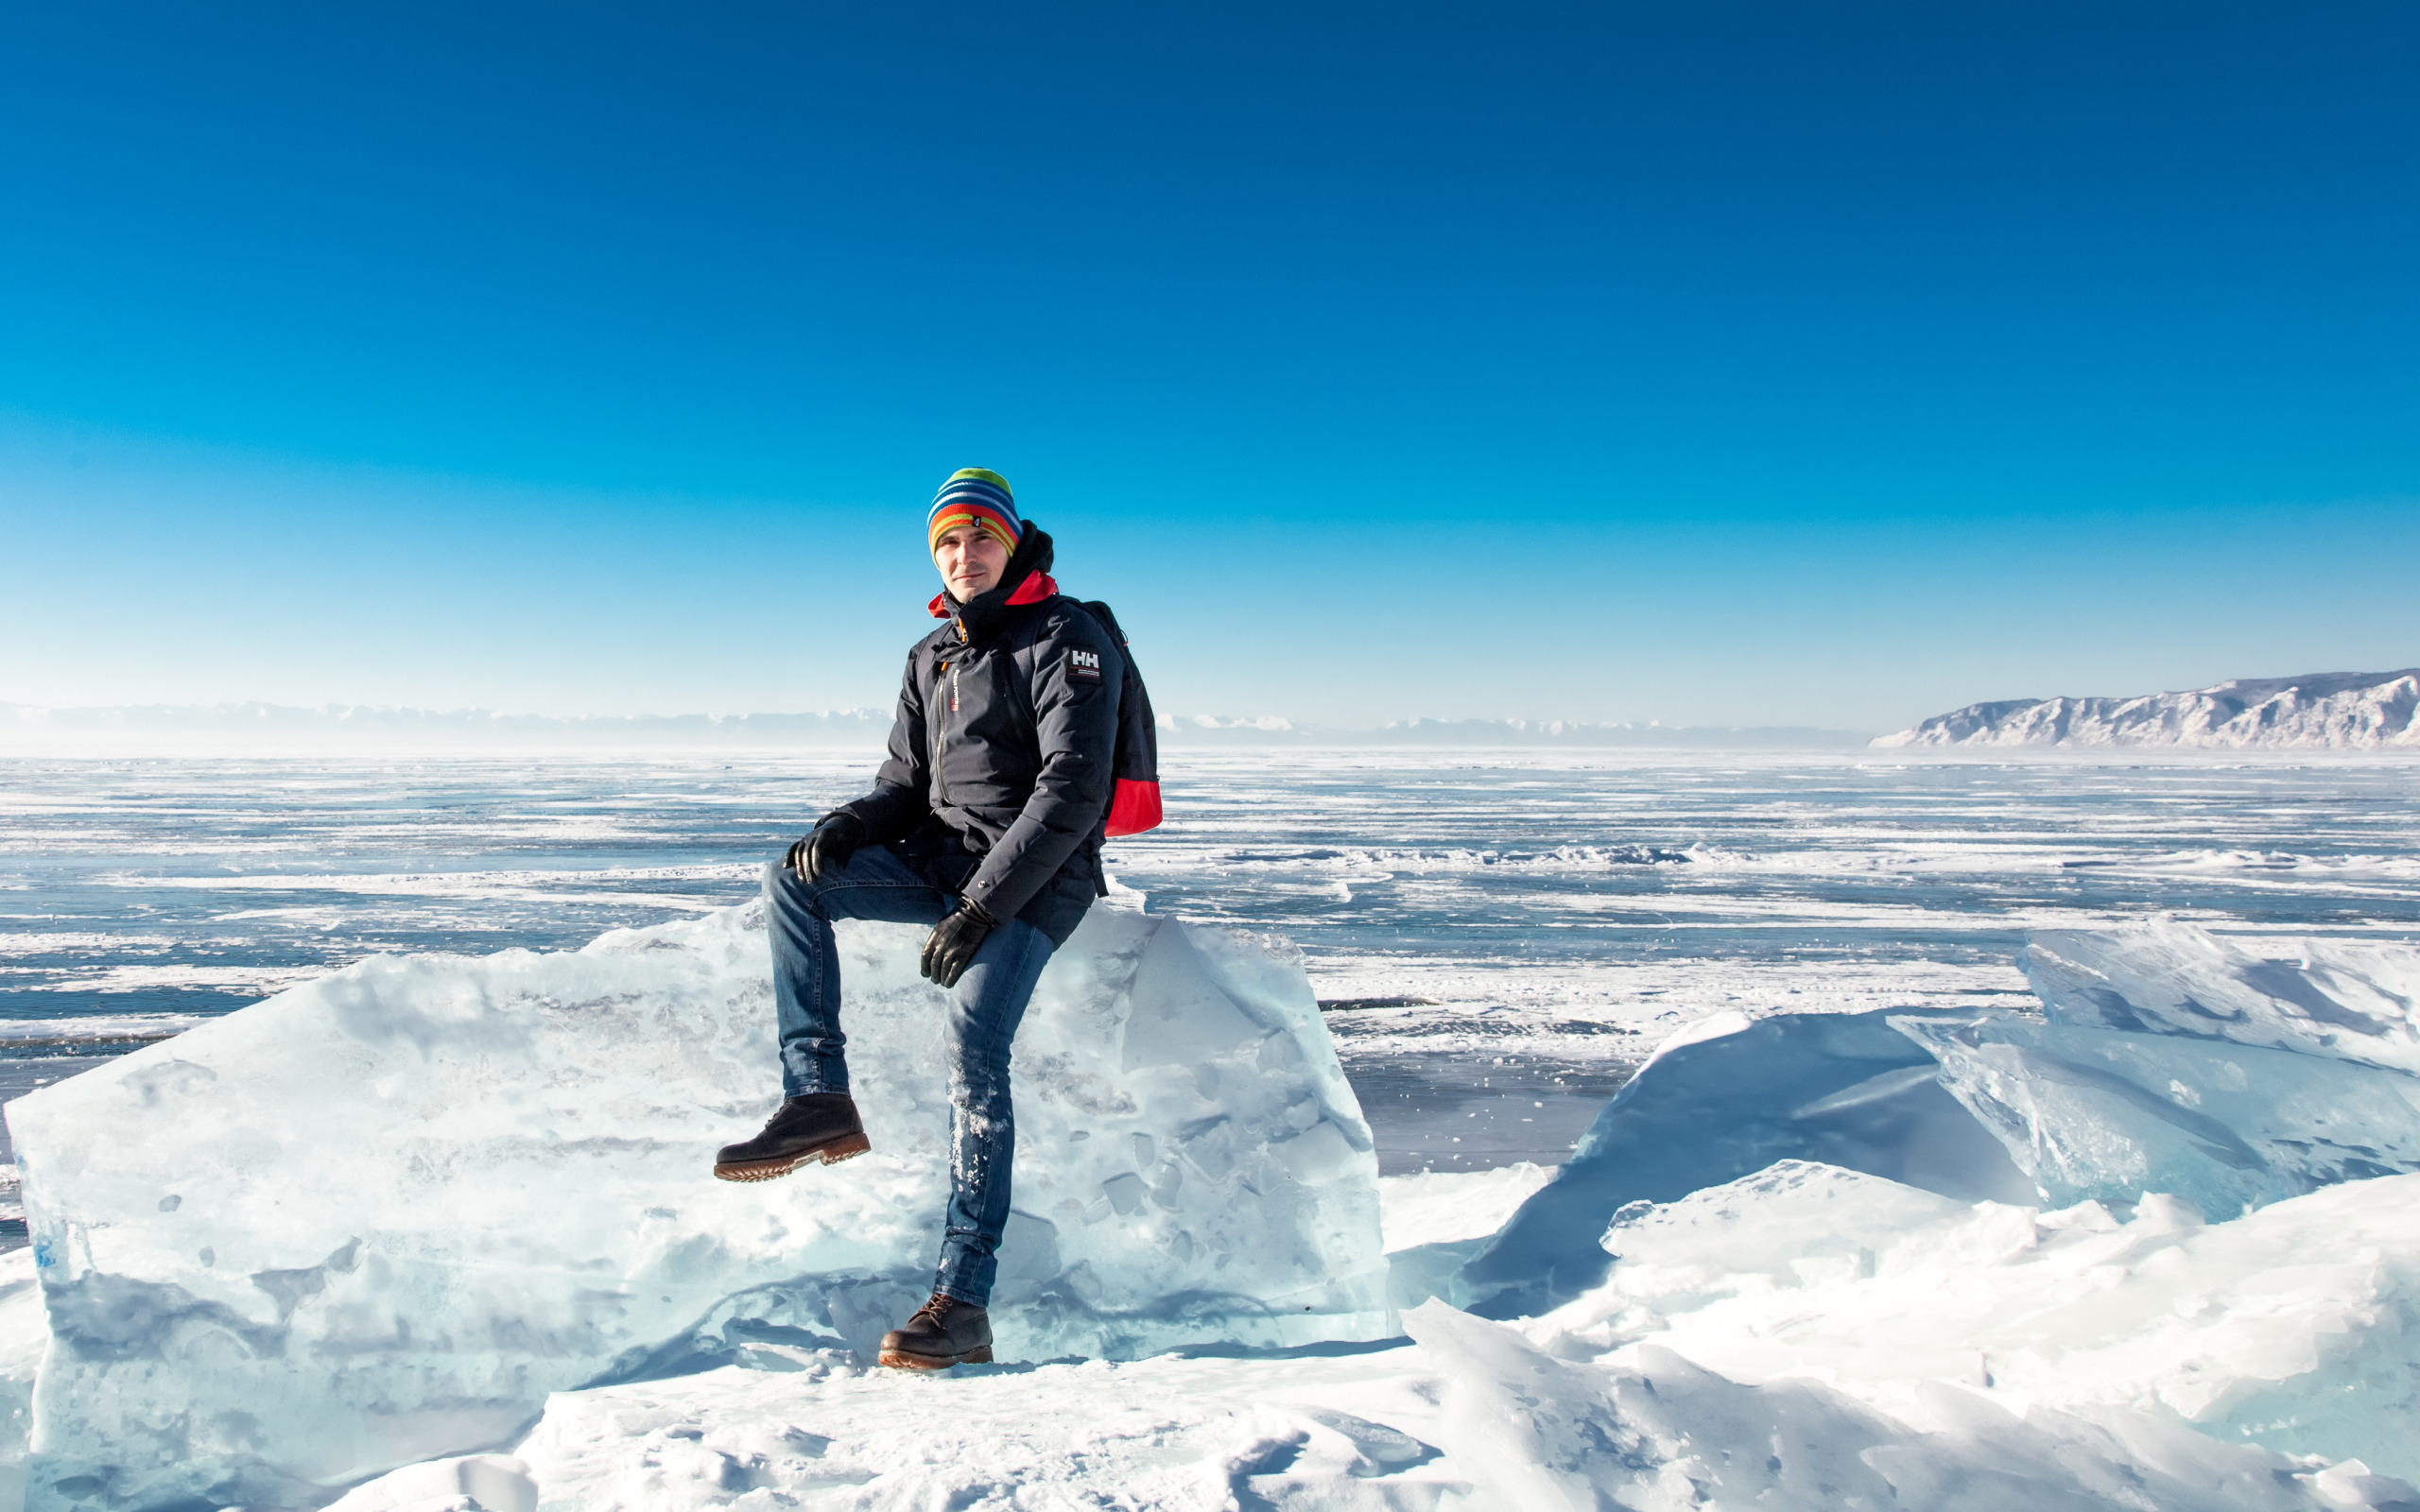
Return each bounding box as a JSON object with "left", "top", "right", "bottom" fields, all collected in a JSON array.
[{"left": 5, "top": 1, "right": 2415, "bottom": 732}]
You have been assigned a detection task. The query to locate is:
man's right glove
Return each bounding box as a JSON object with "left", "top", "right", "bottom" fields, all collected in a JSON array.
[{"left": 786, "top": 813, "right": 868, "bottom": 883}]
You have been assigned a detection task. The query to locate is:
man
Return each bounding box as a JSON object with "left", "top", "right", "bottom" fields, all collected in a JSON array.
[{"left": 713, "top": 467, "right": 1125, "bottom": 1371}]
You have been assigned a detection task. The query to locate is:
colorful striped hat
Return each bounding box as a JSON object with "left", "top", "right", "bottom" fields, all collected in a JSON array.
[{"left": 927, "top": 468, "right": 1022, "bottom": 553}]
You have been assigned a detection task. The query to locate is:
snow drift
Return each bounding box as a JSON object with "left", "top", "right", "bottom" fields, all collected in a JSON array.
[
  {"left": 1461, "top": 922, "right": 2420, "bottom": 1317},
  {"left": 1874, "top": 668, "right": 2420, "bottom": 748},
  {"left": 4, "top": 900, "right": 1390, "bottom": 1511}
]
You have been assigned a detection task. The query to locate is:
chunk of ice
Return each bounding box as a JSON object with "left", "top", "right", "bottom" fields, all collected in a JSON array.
[
  {"left": 1462, "top": 926, "right": 2420, "bottom": 1318},
  {"left": 1897, "top": 1011, "right": 2420, "bottom": 1218},
  {"left": 5, "top": 902, "right": 1388, "bottom": 1511}
]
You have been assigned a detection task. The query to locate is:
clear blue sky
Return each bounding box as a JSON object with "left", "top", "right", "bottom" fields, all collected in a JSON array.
[{"left": 5, "top": 2, "right": 2415, "bottom": 732}]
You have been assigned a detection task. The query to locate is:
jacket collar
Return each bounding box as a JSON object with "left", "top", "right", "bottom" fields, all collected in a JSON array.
[{"left": 927, "top": 569, "right": 1057, "bottom": 621}]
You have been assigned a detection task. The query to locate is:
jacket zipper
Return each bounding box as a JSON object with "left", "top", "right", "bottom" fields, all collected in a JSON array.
[
  {"left": 934, "top": 661, "right": 957, "bottom": 805},
  {"left": 935, "top": 615, "right": 968, "bottom": 807}
]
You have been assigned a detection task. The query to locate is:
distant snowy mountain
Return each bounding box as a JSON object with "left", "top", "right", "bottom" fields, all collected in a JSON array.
[{"left": 1875, "top": 669, "right": 2420, "bottom": 749}]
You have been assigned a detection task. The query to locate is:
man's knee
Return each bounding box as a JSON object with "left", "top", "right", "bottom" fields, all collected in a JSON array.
[{"left": 763, "top": 856, "right": 827, "bottom": 919}]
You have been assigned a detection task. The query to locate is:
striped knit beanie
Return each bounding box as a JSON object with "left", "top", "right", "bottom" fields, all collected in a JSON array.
[{"left": 926, "top": 468, "right": 1022, "bottom": 553}]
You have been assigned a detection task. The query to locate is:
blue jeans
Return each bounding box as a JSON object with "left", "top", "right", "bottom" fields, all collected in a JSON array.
[{"left": 762, "top": 849, "right": 1055, "bottom": 1308}]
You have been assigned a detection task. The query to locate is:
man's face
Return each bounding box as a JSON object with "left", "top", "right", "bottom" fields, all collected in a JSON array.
[{"left": 934, "top": 522, "right": 1012, "bottom": 601}]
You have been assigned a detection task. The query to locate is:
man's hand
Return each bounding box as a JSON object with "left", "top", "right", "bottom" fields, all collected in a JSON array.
[
  {"left": 921, "top": 902, "right": 999, "bottom": 988},
  {"left": 786, "top": 814, "right": 868, "bottom": 882}
]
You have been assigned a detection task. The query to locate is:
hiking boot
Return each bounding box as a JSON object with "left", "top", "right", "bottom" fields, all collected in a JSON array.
[
  {"left": 712, "top": 1093, "right": 871, "bottom": 1182},
  {"left": 878, "top": 1293, "right": 994, "bottom": 1369}
]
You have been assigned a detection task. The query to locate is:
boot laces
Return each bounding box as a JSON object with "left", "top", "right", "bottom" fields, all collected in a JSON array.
[{"left": 912, "top": 1295, "right": 954, "bottom": 1330}]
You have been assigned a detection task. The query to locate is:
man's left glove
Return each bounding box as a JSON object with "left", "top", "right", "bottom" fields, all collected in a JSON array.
[
  {"left": 786, "top": 813, "right": 868, "bottom": 882},
  {"left": 921, "top": 901, "right": 1000, "bottom": 988}
]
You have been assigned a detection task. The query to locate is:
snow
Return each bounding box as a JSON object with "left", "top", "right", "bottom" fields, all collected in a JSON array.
[
  {"left": 4, "top": 901, "right": 1389, "bottom": 1510},
  {"left": 1379, "top": 1162, "right": 1561, "bottom": 1314},
  {"left": 505, "top": 1341, "right": 1471, "bottom": 1510},
  {"left": 322, "top": 1454, "right": 535, "bottom": 1512},
  {"left": 1526, "top": 1160, "right": 2420, "bottom": 1485},
  {"left": 1377, "top": 1163, "right": 1557, "bottom": 1253},
  {"left": 1409, "top": 1279, "right": 2412, "bottom": 1509},
  {"left": 1875, "top": 668, "right": 2420, "bottom": 749}
]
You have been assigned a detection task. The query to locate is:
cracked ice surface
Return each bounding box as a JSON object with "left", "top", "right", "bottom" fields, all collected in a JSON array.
[{"left": 3, "top": 901, "right": 1390, "bottom": 1510}]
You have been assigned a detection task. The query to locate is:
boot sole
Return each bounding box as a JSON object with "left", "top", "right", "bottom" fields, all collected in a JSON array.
[
  {"left": 712, "top": 1133, "right": 872, "bottom": 1183},
  {"left": 878, "top": 1344, "right": 994, "bottom": 1370}
]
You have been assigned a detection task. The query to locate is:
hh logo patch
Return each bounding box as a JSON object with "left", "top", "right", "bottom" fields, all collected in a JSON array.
[{"left": 1066, "top": 648, "right": 1104, "bottom": 683}]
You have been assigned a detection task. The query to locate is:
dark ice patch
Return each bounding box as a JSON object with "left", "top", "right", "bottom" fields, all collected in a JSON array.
[
  {"left": 2236, "top": 959, "right": 2393, "bottom": 1036},
  {"left": 2084, "top": 987, "right": 2153, "bottom": 1033},
  {"left": 46, "top": 1271, "right": 286, "bottom": 1362}
]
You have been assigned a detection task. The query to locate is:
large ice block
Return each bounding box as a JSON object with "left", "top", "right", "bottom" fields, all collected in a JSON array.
[{"left": 6, "top": 901, "right": 1389, "bottom": 1511}]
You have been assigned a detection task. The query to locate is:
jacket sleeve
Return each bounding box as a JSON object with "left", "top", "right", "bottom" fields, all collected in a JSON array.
[
  {"left": 960, "top": 610, "right": 1121, "bottom": 923},
  {"left": 837, "top": 649, "right": 934, "bottom": 843}
]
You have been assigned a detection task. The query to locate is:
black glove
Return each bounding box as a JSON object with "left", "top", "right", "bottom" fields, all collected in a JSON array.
[
  {"left": 921, "top": 901, "right": 999, "bottom": 988},
  {"left": 786, "top": 813, "right": 867, "bottom": 882}
]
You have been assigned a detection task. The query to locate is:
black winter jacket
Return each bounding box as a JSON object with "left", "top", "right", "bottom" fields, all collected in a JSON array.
[{"left": 836, "top": 527, "right": 1125, "bottom": 945}]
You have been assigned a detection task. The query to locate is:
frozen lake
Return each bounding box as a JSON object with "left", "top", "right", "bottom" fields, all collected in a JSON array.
[{"left": 4, "top": 751, "right": 2417, "bottom": 1194}]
